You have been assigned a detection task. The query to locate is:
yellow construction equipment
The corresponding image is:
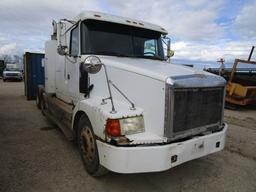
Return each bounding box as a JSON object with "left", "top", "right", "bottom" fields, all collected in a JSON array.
[{"left": 226, "top": 46, "right": 256, "bottom": 106}]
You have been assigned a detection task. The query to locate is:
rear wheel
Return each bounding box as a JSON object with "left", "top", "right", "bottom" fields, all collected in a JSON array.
[
  {"left": 77, "top": 115, "right": 108, "bottom": 176},
  {"left": 40, "top": 92, "right": 46, "bottom": 116},
  {"left": 36, "top": 89, "right": 41, "bottom": 109}
]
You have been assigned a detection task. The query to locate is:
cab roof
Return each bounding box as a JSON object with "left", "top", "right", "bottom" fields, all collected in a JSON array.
[{"left": 73, "top": 11, "right": 168, "bottom": 35}]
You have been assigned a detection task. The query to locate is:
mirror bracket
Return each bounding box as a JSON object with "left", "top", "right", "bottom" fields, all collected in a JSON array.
[{"left": 57, "top": 45, "right": 68, "bottom": 56}]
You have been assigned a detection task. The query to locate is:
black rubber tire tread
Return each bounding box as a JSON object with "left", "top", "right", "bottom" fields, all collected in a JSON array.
[
  {"left": 77, "top": 114, "right": 108, "bottom": 177},
  {"left": 36, "top": 89, "right": 41, "bottom": 109},
  {"left": 40, "top": 92, "right": 46, "bottom": 116},
  {"left": 225, "top": 102, "right": 237, "bottom": 110}
]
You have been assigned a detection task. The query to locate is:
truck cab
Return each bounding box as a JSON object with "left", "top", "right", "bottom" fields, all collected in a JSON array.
[{"left": 39, "top": 11, "right": 228, "bottom": 176}]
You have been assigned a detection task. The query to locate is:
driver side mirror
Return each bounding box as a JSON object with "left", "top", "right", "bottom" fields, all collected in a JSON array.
[
  {"left": 166, "top": 39, "right": 174, "bottom": 58},
  {"left": 162, "top": 36, "right": 175, "bottom": 60},
  {"left": 167, "top": 50, "right": 175, "bottom": 58}
]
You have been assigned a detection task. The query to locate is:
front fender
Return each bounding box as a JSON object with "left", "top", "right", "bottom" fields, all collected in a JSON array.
[{"left": 72, "top": 96, "right": 144, "bottom": 139}]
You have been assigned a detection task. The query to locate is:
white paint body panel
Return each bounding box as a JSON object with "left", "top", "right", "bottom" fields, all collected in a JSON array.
[
  {"left": 88, "top": 58, "right": 167, "bottom": 138},
  {"left": 77, "top": 97, "right": 144, "bottom": 139},
  {"left": 98, "top": 56, "right": 201, "bottom": 81},
  {"left": 74, "top": 11, "right": 168, "bottom": 35},
  {"left": 67, "top": 60, "right": 80, "bottom": 103},
  {"left": 45, "top": 40, "right": 72, "bottom": 103},
  {"left": 97, "top": 124, "right": 227, "bottom": 173},
  {"left": 45, "top": 41, "right": 57, "bottom": 93}
]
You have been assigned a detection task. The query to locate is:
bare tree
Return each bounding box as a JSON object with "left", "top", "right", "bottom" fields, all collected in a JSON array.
[
  {"left": 1, "top": 54, "right": 12, "bottom": 63},
  {"left": 14, "top": 55, "right": 21, "bottom": 63}
]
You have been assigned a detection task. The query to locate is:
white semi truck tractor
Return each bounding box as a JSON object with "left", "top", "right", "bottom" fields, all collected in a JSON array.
[{"left": 37, "top": 11, "right": 228, "bottom": 176}]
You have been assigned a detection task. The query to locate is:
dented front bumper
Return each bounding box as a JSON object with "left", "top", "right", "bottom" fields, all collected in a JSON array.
[{"left": 97, "top": 123, "right": 228, "bottom": 174}]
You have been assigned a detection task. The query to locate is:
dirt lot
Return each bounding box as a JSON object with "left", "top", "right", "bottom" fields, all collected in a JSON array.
[{"left": 0, "top": 80, "right": 256, "bottom": 192}]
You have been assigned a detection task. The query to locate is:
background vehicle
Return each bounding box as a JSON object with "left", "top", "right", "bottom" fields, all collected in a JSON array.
[
  {"left": 0, "top": 60, "right": 5, "bottom": 77},
  {"left": 3, "top": 65, "right": 23, "bottom": 82},
  {"left": 205, "top": 46, "right": 256, "bottom": 108},
  {"left": 225, "top": 46, "right": 256, "bottom": 106},
  {"left": 37, "top": 11, "right": 228, "bottom": 176}
]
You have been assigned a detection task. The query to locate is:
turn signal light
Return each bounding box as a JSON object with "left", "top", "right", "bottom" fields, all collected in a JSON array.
[{"left": 106, "top": 119, "right": 121, "bottom": 137}]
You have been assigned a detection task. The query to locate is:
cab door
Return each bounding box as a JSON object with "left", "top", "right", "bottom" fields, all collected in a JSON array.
[{"left": 66, "top": 24, "right": 80, "bottom": 104}]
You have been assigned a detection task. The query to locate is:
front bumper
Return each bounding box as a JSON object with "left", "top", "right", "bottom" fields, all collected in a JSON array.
[
  {"left": 3, "top": 76, "right": 22, "bottom": 80},
  {"left": 97, "top": 123, "right": 228, "bottom": 173}
]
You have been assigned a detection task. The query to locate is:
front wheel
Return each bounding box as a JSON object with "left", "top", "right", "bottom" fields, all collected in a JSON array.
[{"left": 77, "top": 115, "right": 108, "bottom": 176}]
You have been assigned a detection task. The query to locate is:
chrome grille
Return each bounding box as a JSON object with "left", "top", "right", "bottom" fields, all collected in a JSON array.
[{"left": 164, "top": 85, "right": 224, "bottom": 140}]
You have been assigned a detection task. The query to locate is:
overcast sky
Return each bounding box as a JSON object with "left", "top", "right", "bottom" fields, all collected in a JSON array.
[{"left": 0, "top": 0, "right": 255, "bottom": 63}]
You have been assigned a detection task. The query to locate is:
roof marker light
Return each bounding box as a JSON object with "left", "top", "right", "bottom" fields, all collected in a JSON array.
[{"left": 94, "top": 14, "right": 101, "bottom": 18}]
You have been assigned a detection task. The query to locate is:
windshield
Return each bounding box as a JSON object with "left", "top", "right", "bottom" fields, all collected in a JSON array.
[{"left": 81, "top": 20, "right": 165, "bottom": 60}]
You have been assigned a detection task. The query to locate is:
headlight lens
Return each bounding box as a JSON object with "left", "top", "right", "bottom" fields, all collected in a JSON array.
[{"left": 120, "top": 116, "right": 145, "bottom": 135}]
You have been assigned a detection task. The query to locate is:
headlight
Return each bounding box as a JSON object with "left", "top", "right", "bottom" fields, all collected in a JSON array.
[
  {"left": 105, "top": 116, "right": 145, "bottom": 137},
  {"left": 120, "top": 116, "right": 145, "bottom": 135}
]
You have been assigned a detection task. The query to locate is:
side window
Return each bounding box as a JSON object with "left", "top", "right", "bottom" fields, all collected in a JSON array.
[
  {"left": 70, "top": 25, "right": 79, "bottom": 56},
  {"left": 144, "top": 39, "right": 157, "bottom": 56}
]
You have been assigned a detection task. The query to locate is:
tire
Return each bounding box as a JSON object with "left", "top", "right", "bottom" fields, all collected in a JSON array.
[
  {"left": 3, "top": 79, "right": 6, "bottom": 82},
  {"left": 77, "top": 115, "right": 108, "bottom": 176},
  {"left": 36, "top": 90, "right": 41, "bottom": 109},
  {"left": 40, "top": 92, "right": 46, "bottom": 116},
  {"left": 225, "top": 102, "right": 237, "bottom": 110}
]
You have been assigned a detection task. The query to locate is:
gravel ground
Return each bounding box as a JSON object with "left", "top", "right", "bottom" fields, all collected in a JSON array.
[{"left": 0, "top": 80, "right": 256, "bottom": 192}]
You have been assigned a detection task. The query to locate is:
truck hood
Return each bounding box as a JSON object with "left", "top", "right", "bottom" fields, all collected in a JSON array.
[{"left": 99, "top": 56, "right": 213, "bottom": 82}]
